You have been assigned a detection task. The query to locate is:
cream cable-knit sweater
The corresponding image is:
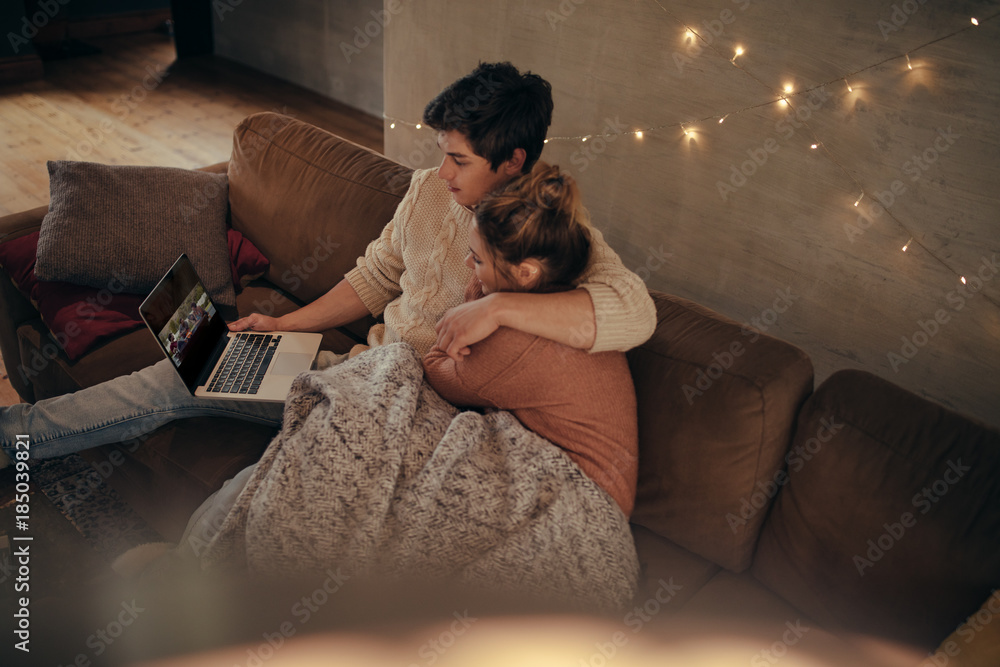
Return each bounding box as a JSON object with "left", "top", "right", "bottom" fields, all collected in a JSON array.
[{"left": 345, "top": 169, "right": 657, "bottom": 356}]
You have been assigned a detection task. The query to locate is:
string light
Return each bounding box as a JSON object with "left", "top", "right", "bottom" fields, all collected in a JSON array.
[
  {"left": 381, "top": 22, "right": 991, "bottom": 304},
  {"left": 385, "top": 29, "right": 950, "bottom": 147}
]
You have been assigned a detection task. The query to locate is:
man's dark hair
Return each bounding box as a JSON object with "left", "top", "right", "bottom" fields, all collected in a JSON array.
[{"left": 423, "top": 62, "right": 553, "bottom": 174}]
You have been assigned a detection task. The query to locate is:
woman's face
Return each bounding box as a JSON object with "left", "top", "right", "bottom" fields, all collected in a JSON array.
[{"left": 466, "top": 222, "right": 512, "bottom": 295}]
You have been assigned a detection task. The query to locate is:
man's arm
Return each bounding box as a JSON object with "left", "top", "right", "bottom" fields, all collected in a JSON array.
[
  {"left": 433, "top": 288, "right": 595, "bottom": 360},
  {"left": 229, "top": 278, "right": 371, "bottom": 332},
  {"left": 434, "top": 226, "right": 657, "bottom": 359},
  {"left": 231, "top": 171, "right": 423, "bottom": 333}
]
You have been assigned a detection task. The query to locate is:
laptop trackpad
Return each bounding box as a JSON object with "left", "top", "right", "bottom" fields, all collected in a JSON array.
[{"left": 270, "top": 352, "right": 313, "bottom": 376}]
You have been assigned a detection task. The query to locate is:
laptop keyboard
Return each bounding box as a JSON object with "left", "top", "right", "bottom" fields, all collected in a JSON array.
[{"left": 206, "top": 333, "right": 281, "bottom": 395}]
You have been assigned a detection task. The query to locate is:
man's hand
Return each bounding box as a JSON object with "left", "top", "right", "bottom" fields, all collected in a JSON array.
[
  {"left": 229, "top": 313, "right": 281, "bottom": 332},
  {"left": 434, "top": 294, "right": 502, "bottom": 361}
]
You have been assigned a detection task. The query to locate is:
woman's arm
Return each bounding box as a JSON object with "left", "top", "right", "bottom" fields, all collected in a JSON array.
[{"left": 423, "top": 328, "right": 540, "bottom": 408}]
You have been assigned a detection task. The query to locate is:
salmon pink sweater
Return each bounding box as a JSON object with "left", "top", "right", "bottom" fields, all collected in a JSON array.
[{"left": 423, "top": 279, "right": 639, "bottom": 517}]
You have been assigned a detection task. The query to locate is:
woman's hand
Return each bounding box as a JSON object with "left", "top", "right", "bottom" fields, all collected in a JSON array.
[
  {"left": 434, "top": 294, "right": 502, "bottom": 361},
  {"left": 228, "top": 313, "right": 281, "bottom": 332}
]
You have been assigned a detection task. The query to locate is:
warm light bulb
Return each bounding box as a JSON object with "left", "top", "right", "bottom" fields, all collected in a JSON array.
[
  {"left": 810, "top": 143, "right": 819, "bottom": 149},
  {"left": 390, "top": 122, "right": 395, "bottom": 129},
  {"left": 718, "top": 116, "right": 726, "bottom": 124},
  {"left": 905, "top": 54, "right": 912, "bottom": 70},
  {"left": 735, "top": 46, "right": 744, "bottom": 56},
  {"left": 971, "top": 17, "right": 979, "bottom": 25},
  {"left": 635, "top": 131, "right": 643, "bottom": 139},
  {"left": 543, "top": 138, "right": 549, "bottom": 144},
  {"left": 854, "top": 193, "right": 864, "bottom": 207},
  {"left": 845, "top": 78, "right": 853, "bottom": 92},
  {"left": 784, "top": 84, "right": 793, "bottom": 93},
  {"left": 961, "top": 276, "right": 967, "bottom": 285},
  {"left": 685, "top": 29, "right": 695, "bottom": 40},
  {"left": 582, "top": 136, "right": 588, "bottom": 142},
  {"left": 415, "top": 123, "right": 422, "bottom": 129},
  {"left": 902, "top": 238, "right": 912, "bottom": 252}
]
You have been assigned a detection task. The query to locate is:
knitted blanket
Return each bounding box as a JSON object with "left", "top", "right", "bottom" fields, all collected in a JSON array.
[{"left": 199, "top": 342, "right": 639, "bottom": 609}]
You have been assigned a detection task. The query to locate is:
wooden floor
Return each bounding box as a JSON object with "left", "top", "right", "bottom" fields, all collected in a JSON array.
[
  {"left": 0, "top": 30, "right": 383, "bottom": 403},
  {"left": 0, "top": 30, "right": 384, "bottom": 216}
]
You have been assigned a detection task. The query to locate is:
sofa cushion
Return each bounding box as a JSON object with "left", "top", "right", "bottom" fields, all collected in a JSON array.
[
  {"left": 0, "top": 230, "right": 268, "bottom": 362},
  {"left": 630, "top": 524, "right": 720, "bottom": 610},
  {"left": 226, "top": 112, "right": 413, "bottom": 305},
  {"left": 626, "top": 292, "right": 813, "bottom": 573},
  {"left": 751, "top": 369, "right": 1000, "bottom": 649},
  {"left": 34, "top": 160, "right": 235, "bottom": 314}
]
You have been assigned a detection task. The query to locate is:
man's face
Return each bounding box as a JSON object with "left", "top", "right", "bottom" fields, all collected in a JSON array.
[{"left": 435, "top": 130, "right": 514, "bottom": 208}]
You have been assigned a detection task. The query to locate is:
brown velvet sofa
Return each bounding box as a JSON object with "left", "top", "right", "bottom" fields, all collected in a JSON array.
[{"left": 1, "top": 112, "right": 997, "bottom": 663}]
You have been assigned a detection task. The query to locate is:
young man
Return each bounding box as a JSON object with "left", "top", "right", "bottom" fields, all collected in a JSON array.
[{"left": 0, "top": 62, "right": 656, "bottom": 463}]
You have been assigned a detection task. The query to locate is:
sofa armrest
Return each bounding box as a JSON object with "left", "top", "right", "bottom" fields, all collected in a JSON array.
[
  {"left": 0, "top": 206, "right": 49, "bottom": 401},
  {"left": 0, "top": 204, "right": 47, "bottom": 243}
]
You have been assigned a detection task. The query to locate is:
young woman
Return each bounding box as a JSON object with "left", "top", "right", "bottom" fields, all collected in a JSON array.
[{"left": 423, "top": 164, "right": 639, "bottom": 517}]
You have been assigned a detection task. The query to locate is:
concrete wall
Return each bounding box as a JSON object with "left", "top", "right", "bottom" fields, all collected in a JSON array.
[
  {"left": 384, "top": 0, "right": 1000, "bottom": 428},
  {"left": 212, "top": 0, "right": 384, "bottom": 117}
]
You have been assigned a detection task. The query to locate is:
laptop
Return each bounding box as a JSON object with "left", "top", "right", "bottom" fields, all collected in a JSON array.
[{"left": 139, "top": 254, "right": 322, "bottom": 402}]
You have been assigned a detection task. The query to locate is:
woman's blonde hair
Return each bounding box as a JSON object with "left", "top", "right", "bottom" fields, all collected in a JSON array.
[{"left": 474, "top": 163, "right": 591, "bottom": 292}]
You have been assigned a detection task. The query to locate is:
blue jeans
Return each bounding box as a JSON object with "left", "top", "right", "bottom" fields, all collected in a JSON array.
[{"left": 0, "top": 359, "right": 284, "bottom": 459}]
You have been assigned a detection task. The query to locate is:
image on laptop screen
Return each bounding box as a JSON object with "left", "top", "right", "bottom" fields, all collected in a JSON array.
[{"left": 157, "top": 283, "right": 217, "bottom": 367}]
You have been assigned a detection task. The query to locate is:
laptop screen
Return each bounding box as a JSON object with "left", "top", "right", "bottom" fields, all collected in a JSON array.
[{"left": 139, "top": 254, "right": 228, "bottom": 390}]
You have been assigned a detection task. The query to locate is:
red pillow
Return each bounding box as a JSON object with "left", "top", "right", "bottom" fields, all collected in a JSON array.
[{"left": 0, "top": 229, "right": 269, "bottom": 361}]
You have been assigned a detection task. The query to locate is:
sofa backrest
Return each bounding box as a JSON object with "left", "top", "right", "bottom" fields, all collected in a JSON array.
[
  {"left": 227, "top": 112, "right": 414, "bottom": 305},
  {"left": 751, "top": 368, "right": 1000, "bottom": 649},
  {"left": 627, "top": 292, "right": 814, "bottom": 573}
]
